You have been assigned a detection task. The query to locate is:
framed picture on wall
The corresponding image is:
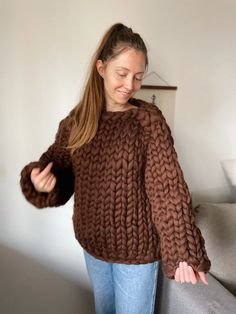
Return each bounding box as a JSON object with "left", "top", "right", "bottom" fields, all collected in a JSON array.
[{"left": 135, "top": 84, "right": 177, "bottom": 133}]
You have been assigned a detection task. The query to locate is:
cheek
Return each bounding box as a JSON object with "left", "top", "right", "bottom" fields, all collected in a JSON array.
[
  {"left": 107, "top": 77, "right": 123, "bottom": 90},
  {"left": 134, "top": 81, "right": 142, "bottom": 91}
]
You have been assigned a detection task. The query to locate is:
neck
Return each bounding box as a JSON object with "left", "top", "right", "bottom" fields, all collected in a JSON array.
[{"left": 105, "top": 102, "right": 131, "bottom": 112}]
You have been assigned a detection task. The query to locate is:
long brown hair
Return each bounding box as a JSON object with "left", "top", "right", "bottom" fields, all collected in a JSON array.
[{"left": 67, "top": 23, "right": 148, "bottom": 154}]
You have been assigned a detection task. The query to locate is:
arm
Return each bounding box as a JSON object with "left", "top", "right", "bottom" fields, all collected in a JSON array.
[
  {"left": 20, "top": 114, "right": 75, "bottom": 208},
  {"left": 144, "top": 114, "right": 211, "bottom": 279}
]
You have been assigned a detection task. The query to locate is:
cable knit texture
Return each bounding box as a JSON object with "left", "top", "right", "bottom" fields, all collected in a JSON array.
[{"left": 20, "top": 98, "right": 211, "bottom": 279}]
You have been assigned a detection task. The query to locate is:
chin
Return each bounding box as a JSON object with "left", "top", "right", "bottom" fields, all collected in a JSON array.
[
  {"left": 114, "top": 98, "right": 128, "bottom": 105},
  {"left": 117, "top": 95, "right": 133, "bottom": 103}
]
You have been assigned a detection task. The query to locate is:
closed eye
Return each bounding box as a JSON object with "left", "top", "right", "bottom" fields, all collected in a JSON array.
[{"left": 117, "top": 73, "right": 143, "bottom": 81}]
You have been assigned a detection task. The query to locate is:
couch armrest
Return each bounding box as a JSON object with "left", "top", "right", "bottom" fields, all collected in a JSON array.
[{"left": 155, "top": 267, "right": 236, "bottom": 314}]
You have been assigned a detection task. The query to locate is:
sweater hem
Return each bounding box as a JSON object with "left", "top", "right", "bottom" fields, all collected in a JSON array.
[{"left": 79, "top": 242, "right": 161, "bottom": 265}]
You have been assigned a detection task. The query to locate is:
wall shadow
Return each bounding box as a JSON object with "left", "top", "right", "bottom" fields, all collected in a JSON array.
[{"left": 0, "top": 244, "right": 94, "bottom": 314}]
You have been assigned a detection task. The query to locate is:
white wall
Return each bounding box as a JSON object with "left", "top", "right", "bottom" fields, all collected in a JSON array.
[
  {"left": 1, "top": 0, "right": 235, "bottom": 296},
  {"left": 152, "top": 0, "right": 236, "bottom": 204}
]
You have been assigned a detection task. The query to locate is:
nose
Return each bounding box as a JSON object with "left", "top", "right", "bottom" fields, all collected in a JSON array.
[{"left": 124, "top": 77, "right": 134, "bottom": 91}]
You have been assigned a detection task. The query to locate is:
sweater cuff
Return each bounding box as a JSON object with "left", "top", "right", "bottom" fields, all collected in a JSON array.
[
  {"left": 20, "top": 161, "right": 58, "bottom": 208},
  {"left": 162, "top": 259, "right": 211, "bottom": 280}
]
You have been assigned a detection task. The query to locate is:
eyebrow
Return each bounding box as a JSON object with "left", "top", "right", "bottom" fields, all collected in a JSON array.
[{"left": 116, "top": 67, "right": 144, "bottom": 74}]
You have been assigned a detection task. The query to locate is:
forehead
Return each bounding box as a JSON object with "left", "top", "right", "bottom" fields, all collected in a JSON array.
[{"left": 107, "top": 48, "right": 146, "bottom": 72}]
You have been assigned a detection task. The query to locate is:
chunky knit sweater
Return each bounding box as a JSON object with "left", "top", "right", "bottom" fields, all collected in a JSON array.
[{"left": 20, "top": 98, "right": 211, "bottom": 279}]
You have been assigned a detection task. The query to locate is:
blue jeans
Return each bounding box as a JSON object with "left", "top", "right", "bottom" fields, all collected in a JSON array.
[{"left": 83, "top": 249, "right": 159, "bottom": 314}]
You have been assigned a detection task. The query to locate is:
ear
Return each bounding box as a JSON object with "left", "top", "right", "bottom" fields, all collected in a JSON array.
[{"left": 96, "top": 59, "right": 105, "bottom": 78}]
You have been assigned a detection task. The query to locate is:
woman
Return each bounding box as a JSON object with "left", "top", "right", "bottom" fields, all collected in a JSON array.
[{"left": 20, "top": 23, "right": 211, "bottom": 314}]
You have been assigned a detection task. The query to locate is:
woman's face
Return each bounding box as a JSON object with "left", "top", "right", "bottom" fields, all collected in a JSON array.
[{"left": 96, "top": 48, "right": 146, "bottom": 109}]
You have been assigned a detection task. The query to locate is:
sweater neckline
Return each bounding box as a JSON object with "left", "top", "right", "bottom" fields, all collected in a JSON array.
[
  {"left": 100, "top": 99, "right": 142, "bottom": 120},
  {"left": 102, "top": 106, "right": 139, "bottom": 114}
]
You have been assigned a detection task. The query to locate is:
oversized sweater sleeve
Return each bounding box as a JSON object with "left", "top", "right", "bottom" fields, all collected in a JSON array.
[
  {"left": 144, "top": 114, "right": 211, "bottom": 279},
  {"left": 20, "top": 114, "right": 75, "bottom": 208}
]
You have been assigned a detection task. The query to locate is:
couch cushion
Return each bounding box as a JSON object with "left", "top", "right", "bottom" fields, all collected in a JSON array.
[{"left": 195, "top": 202, "right": 236, "bottom": 296}]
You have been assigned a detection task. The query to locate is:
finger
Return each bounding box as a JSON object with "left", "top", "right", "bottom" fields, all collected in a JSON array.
[
  {"left": 30, "top": 168, "right": 40, "bottom": 180},
  {"left": 43, "top": 173, "right": 54, "bottom": 188},
  {"left": 179, "top": 262, "right": 185, "bottom": 283},
  {"left": 188, "top": 266, "right": 198, "bottom": 285},
  {"left": 37, "top": 162, "right": 53, "bottom": 181},
  {"left": 44, "top": 175, "right": 56, "bottom": 192},
  {"left": 31, "top": 170, "right": 43, "bottom": 189},
  {"left": 183, "top": 262, "right": 191, "bottom": 282},
  {"left": 34, "top": 171, "right": 52, "bottom": 189},
  {"left": 49, "top": 176, "right": 57, "bottom": 189},
  {"left": 175, "top": 267, "right": 181, "bottom": 282},
  {"left": 198, "top": 272, "right": 208, "bottom": 285},
  {"left": 36, "top": 179, "right": 46, "bottom": 191},
  {"left": 36, "top": 174, "right": 55, "bottom": 192}
]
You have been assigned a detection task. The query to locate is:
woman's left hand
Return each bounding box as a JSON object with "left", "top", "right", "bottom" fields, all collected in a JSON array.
[{"left": 174, "top": 261, "right": 208, "bottom": 285}]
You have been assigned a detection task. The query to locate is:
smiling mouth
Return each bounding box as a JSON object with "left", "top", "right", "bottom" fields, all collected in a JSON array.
[{"left": 118, "top": 91, "right": 131, "bottom": 96}]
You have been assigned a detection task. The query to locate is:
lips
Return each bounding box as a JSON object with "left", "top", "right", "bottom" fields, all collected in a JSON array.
[{"left": 118, "top": 90, "right": 131, "bottom": 97}]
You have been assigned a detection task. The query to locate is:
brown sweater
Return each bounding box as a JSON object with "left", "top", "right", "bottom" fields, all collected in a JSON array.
[{"left": 20, "top": 98, "right": 211, "bottom": 279}]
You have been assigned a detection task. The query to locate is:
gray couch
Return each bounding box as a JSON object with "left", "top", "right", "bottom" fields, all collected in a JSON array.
[{"left": 155, "top": 202, "right": 236, "bottom": 314}]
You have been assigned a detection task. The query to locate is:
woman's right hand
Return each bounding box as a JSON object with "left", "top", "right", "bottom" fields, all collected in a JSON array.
[{"left": 30, "top": 162, "right": 57, "bottom": 193}]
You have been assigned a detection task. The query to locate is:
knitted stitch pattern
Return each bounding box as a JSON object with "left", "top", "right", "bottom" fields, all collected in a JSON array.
[{"left": 20, "top": 98, "right": 211, "bottom": 279}]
